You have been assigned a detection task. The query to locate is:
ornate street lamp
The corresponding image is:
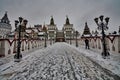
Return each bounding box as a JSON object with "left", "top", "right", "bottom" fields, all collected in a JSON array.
[
  {"left": 70, "top": 33, "right": 72, "bottom": 45},
  {"left": 44, "top": 32, "right": 47, "bottom": 47},
  {"left": 14, "top": 17, "right": 28, "bottom": 62},
  {"left": 69, "top": 29, "right": 73, "bottom": 45},
  {"left": 119, "top": 26, "right": 120, "bottom": 35},
  {"left": 75, "top": 31, "right": 78, "bottom": 47},
  {"left": 43, "top": 24, "right": 47, "bottom": 47},
  {"left": 94, "top": 15, "right": 110, "bottom": 58}
]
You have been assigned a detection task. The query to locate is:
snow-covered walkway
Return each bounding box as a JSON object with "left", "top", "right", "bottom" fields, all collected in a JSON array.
[
  {"left": 0, "top": 45, "right": 45, "bottom": 66},
  {"left": 70, "top": 43, "right": 120, "bottom": 77},
  {"left": 0, "top": 43, "right": 120, "bottom": 80}
]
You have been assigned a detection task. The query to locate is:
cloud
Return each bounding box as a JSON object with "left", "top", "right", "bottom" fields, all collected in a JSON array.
[{"left": 0, "top": 0, "right": 120, "bottom": 33}]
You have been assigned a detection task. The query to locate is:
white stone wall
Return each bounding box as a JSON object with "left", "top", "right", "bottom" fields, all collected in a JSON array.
[
  {"left": 0, "top": 23, "right": 12, "bottom": 38},
  {"left": 79, "top": 35, "right": 120, "bottom": 54},
  {"left": 47, "top": 25, "right": 57, "bottom": 40},
  {"left": 118, "top": 37, "right": 120, "bottom": 53},
  {"left": 63, "top": 24, "right": 74, "bottom": 39},
  {"left": 0, "top": 39, "right": 46, "bottom": 57}
]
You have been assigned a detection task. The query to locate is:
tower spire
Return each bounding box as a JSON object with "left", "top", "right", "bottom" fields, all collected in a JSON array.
[
  {"left": 43, "top": 22, "right": 47, "bottom": 32},
  {"left": 50, "top": 16, "right": 54, "bottom": 25},
  {"left": 82, "top": 22, "right": 91, "bottom": 35},
  {"left": 1, "top": 11, "right": 10, "bottom": 24},
  {"left": 65, "top": 15, "right": 70, "bottom": 25}
]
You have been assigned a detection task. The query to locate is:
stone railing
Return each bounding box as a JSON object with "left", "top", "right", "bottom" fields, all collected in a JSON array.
[
  {"left": 1, "top": 34, "right": 119, "bottom": 57},
  {"left": 78, "top": 34, "right": 120, "bottom": 54},
  {"left": 0, "top": 39, "right": 51, "bottom": 57},
  {"left": 66, "top": 34, "right": 120, "bottom": 54}
]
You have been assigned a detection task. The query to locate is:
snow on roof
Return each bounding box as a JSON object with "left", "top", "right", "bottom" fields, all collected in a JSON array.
[
  {"left": 33, "top": 29, "right": 38, "bottom": 32},
  {"left": 9, "top": 32, "right": 15, "bottom": 35},
  {"left": 26, "top": 30, "right": 32, "bottom": 33},
  {"left": 83, "top": 34, "right": 91, "bottom": 36},
  {"left": 38, "top": 32, "right": 45, "bottom": 35}
]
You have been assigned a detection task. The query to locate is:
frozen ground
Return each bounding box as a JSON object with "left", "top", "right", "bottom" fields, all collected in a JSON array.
[{"left": 0, "top": 42, "right": 120, "bottom": 80}]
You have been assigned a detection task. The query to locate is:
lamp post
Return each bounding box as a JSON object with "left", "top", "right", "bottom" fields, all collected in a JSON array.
[
  {"left": 94, "top": 15, "right": 110, "bottom": 58},
  {"left": 75, "top": 31, "right": 78, "bottom": 47},
  {"left": 70, "top": 33, "right": 72, "bottom": 45},
  {"left": 44, "top": 32, "right": 47, "bottom": 47},
  {"left": 14, "top": 17, "right": 28, "bottom": 62},
  {"left": 43, "top": 25, "right": 47, "bottom": 47},
  {"left": 119, "top": 26, "right": 120, "bottom": 35}
]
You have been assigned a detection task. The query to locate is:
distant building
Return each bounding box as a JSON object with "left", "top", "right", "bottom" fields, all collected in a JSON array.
[
  {"left": 55, "top": 30, "right": 65, "bottom": 42},
  {"left": 62, "top": 16, "right": 75, "bottom": 40},
  {"left": 26, "top": 26, "right": 41, "bottom": 39},
  {"left": 45, "top": 16, "right": 75, "bottom": 41},
  {"left": 34, "top": 24, "right": 42, "bottom": 32},
  {"left": 0, "top": 12, "right": 12, "bottom": 38},
  {"left": 47, "top": 16, "right": 58, "bottom": 40},
  {"left": 6, "top": 15, "right": 76, "bottom": 41}
]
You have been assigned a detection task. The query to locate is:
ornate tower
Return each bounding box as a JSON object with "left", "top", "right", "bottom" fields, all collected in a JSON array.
[
  {"left": 50, "top": 16, "right": 55, "bottom": 25},
  {"left": 1, "top": 12, "right": 10, "bottom": 24},
  {"left": 65, "top": 15, "right": 70, "bottom": 25},
  {"left": 82, "top": 22, "right": 91, "bottom": 36},
  {"left": 62, "top": 16, "right": 74, "bottom": 39},
  {"left": 47, "top": 16, "right": 58, "bottom": 40},
  {"left": 42, "top": 23, "right": 47, "bottom": 32},
  {"left": 0, "top": 12, "right": 12, "bottom": 38}
]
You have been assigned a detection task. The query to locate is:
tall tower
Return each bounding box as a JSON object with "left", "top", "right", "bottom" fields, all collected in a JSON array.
[
  {"left": 62, "top": 16, "right": 74, "bottom": 39},
  {"left": 65, "top": 15, "right": 70, "bottom": 25},
  {"left": 0, "top": 12, "right": 12, "bottom": 38},
  {"left": 82, "top": 22, "right": 91, "bottom": 36},
  {"left": 50, "top": 16, "right": 55, "bottom": 25},
  {"left": 47, "top": 16, "right": 58, "bottom": 40},
  {"left": 1, "top": 11, "right": 10, "bottom": 24}
]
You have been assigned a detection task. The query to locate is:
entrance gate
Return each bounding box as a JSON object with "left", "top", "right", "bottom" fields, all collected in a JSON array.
[{"left": 55, "top": 31, "right": 65, "bottom": 42}]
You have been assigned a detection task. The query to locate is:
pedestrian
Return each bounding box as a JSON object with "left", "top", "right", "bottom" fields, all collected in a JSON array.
[{"left": 85, "top": 39, "right": 89, "bottom": 49}]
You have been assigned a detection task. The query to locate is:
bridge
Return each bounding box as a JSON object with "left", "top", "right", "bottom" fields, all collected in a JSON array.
[{"left": 0, "top": 43, "right": 120, "bottom": 80}]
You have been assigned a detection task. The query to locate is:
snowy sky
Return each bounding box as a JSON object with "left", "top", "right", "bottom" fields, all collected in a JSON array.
[{"left": 0, "top": 0, "right": 120, "bottom": 33}]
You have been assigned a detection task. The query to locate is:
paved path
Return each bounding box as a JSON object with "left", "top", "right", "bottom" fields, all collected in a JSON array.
[{"left": 0, "top": 43, "right": 119, "bottom": 80}]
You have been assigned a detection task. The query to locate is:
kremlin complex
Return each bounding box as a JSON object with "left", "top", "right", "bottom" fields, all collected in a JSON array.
[{"left": 0, "top": 12, "right": 120, "bottom": 57}]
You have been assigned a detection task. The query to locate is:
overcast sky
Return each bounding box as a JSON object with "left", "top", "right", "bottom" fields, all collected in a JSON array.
[{"left": 0, "top": 0, "right": 120, "bottom": 33}]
